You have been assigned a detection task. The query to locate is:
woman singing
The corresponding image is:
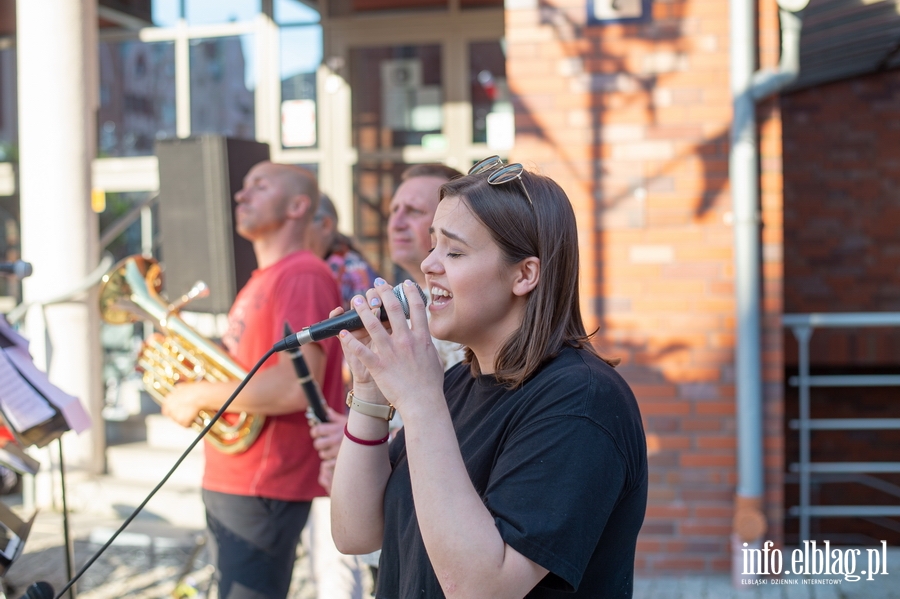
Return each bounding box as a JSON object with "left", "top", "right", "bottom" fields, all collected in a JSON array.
[{"left": 329, "top": 157, "right": 648, "bottom": 599}]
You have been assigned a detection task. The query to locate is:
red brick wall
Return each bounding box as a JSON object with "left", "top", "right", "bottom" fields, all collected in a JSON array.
[
  {"left": 783, "top": 69, "right": 900, "bottom": 367},
  {"left": 781, "top": 67, "right": 900, "bottom": 545},
  {"left": 506, "top": 0, "right": 784, "bottom": 573}
]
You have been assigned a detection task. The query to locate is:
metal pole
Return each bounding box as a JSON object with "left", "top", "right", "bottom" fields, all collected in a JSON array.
[
  {"left": 57, "top": 438, "right": 76, "bottom": 599},
  {"left": 794, "top": 325, "right": 812, "bottom": 543},
  {"left": 729, "top": 2, "right": 807, "bottom": 585},
  {"left": 730, "top": 0, "right": 764, "bottom": 505}
]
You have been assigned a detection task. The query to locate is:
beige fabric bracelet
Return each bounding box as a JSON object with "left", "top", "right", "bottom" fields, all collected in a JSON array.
[{"left": 346, "top": 389, "right": 395, "bottom": 421}]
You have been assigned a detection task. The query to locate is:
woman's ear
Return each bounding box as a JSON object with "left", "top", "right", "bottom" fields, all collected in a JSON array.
[{"left": 512, "top": 257, "right": 540, "bottom": 297}]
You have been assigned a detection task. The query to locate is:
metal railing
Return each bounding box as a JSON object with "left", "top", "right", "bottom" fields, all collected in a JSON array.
[{"left": 783, "top": 312, "right": 900, "bottom": 542}]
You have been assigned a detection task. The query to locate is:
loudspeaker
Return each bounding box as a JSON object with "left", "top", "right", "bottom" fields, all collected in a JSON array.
[{"left": 155, "top": 136, "right": 270, "bottom": 314}]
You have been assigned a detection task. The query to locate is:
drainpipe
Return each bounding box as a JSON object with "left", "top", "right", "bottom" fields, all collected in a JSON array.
[{"left": 729, "top": 0, "right": 807, "bottom": 585}]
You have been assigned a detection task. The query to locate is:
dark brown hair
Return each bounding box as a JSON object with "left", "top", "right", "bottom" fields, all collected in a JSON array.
[
  {"left": 401, "top": 163, "right": 463, "bottom": 182},
  {"left": 440, "top": 169, "right": 617, "bottom": 388}
]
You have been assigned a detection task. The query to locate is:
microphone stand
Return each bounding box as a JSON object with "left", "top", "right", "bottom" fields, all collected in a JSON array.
[
  {"left": 56, "top": 440, "right": 74, "bottom": 599},
  {"left": 51, "top": 348, "right": 277, "bottom": 599}
]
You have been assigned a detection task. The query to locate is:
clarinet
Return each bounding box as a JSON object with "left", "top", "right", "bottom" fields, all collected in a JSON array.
[{"left": 283, "top": 322, "right": 329, "bottom": 425}]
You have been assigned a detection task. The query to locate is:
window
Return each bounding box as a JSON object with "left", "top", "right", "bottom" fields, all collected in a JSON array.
[
  {"left": 184, "top": 0, "right": 261, "bottom": 25},
  {"left": 189, "top": 36, "right": 256, "bottom": 139},
  {"left": 469, "top": 40, "right": 512, "bottom": 149},
  {"left": 280, "top": 26, "right": 323, "bottom": 148},
  {"left": 98, "top": 40, "right": 177, "bottom": 157},
  {"left": 350, "top": 44, "right": 443, "bottom": 149},
  {"left": 0, "top": 44, "right": 17, "bottom": 161}
]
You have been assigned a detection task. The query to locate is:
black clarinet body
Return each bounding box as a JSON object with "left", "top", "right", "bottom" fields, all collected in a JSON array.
[{"left": 283, "top": 322, "right": 329, "bottom": 424}]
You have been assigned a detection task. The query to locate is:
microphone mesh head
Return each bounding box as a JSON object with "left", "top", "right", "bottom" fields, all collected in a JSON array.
[
  {"left": 392, "top": 282, "right": 428, "bottom": 318},
  {"left": 14, "top": 260, "right": 33, "bottom": 279}
]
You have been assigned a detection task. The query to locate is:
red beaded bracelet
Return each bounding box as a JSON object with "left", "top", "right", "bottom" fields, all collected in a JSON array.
[{"left": 343, "top": 423, "right": 389, "bottom": 446}]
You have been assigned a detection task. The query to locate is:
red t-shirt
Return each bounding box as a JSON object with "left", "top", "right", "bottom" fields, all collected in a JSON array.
[{"left": 202, "top": 250, "right": 344, "bottom": 501}]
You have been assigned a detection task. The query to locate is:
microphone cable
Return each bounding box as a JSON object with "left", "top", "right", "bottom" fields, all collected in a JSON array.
[{"left": 52, "top": 348, "right": 276, "bottom": 599}]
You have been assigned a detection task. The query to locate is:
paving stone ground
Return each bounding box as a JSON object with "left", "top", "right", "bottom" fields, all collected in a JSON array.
[
  {"left": 635, "top": 571, "right": 900, "bottom": 599},
  {"left": 1, "top": 502, "right": 324, "bottom": 599},
  {"left": 3, "top": 490, "right": 899, "bottom": 599}
]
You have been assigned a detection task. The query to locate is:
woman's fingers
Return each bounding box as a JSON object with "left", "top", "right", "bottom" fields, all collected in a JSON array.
[
  {"left": 335, "top": 296, "right": 378, "bottom": 383},
  {"left": 339, "top": 322, "right": 379, "bottom": 372},
  {"left": 402, "top": 279, "right": 429, "bottom": 332},
  {"left": 340, "top": 280, "right": 435, "bottom": 397},
  {"left": 351, "top": 286, "right": 393, "bottom": 346},
  {"left": 373, "top": 279, "right": 415, "bottom": 338}
]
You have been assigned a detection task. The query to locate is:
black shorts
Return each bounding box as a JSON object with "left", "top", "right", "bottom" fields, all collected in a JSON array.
[{"left": 202, "top": 489, "right": 312, "bottom": 599}]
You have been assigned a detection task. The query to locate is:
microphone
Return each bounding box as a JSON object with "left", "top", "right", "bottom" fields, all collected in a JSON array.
[
  {"left": 0, "top": 260, "right": 33, "bottom": 279},
  {"left": 273, "top": 281, "right": 427, "bottom": 352},
  {"left": 19, "top": 581, "right": 54, "bottom": 599}
]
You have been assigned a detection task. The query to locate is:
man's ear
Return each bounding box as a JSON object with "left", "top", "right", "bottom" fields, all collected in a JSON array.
[
  {"left": 287, "top": 193, "right": 312, "bottom": 219},
  {"left": 512, "top": 257, "right": 540, "bottom": 297}
]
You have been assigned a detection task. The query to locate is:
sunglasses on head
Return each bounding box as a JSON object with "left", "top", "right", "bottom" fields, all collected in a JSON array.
[{"left": 468, "top": 155, "right": 534, "bottom": 207}]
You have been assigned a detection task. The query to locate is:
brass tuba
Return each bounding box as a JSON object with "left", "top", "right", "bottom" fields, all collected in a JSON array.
[{"left": 99, "top": 255, "right": 264, "bottom": 454}]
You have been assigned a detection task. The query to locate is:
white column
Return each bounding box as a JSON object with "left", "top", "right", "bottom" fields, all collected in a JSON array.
[{"left": 17, "top": 0, "right": 104, "bottom": 476}]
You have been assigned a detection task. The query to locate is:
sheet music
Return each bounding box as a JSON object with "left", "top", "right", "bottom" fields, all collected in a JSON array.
[
  {"left": 0, "top": 350, "right": 56, "bottom": 432},
  {"left": 0, "top": 439, "right": 40, "bottom": 475},
  {"left": 0, "top": 316, "right": 29, "bottom": 351},
  {"left": 3, "top": 345, "right": 90, "bottom": 433}
]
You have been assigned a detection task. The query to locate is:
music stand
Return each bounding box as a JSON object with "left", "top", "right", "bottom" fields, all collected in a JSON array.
[{"left": 0, "top": 319, "right": 82, "bottom": 597}]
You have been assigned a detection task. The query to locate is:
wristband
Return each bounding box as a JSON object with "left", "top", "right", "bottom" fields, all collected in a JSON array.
[
  {"left": 346, "top": 389, "right": 396, "bottom": 421},
  {"left": 343, "top": 424, "right": 389, "bottom": 446}
]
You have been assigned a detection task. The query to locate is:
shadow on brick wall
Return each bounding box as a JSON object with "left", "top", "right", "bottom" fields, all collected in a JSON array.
[{"left": 525, "top": 0, "right": 740, "bottom": 573}]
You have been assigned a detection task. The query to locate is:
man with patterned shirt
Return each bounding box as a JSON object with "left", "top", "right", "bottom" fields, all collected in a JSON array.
[
  {"left": 312, "top": 163, "right": 465, "bottom": 491},
  {"left": 304, "top": 192, "right": 379, "bottom": 599}
]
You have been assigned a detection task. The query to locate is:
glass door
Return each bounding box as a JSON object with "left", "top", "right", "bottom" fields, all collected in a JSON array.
[
  {"left": 323, "top": 4, "right": 507, "bottom": 274},
  {"left": 349, "top": 42, "right": 444, "bottom": 274}
]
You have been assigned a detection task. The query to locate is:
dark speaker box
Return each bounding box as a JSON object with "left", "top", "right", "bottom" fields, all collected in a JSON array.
[{"left": 155, "top": 136, "right": 270, "bottom": 313}]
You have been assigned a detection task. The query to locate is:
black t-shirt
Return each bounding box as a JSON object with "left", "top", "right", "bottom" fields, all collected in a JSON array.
[{"left": 377, "top": 346, "right": 648, "bottom": 599}]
